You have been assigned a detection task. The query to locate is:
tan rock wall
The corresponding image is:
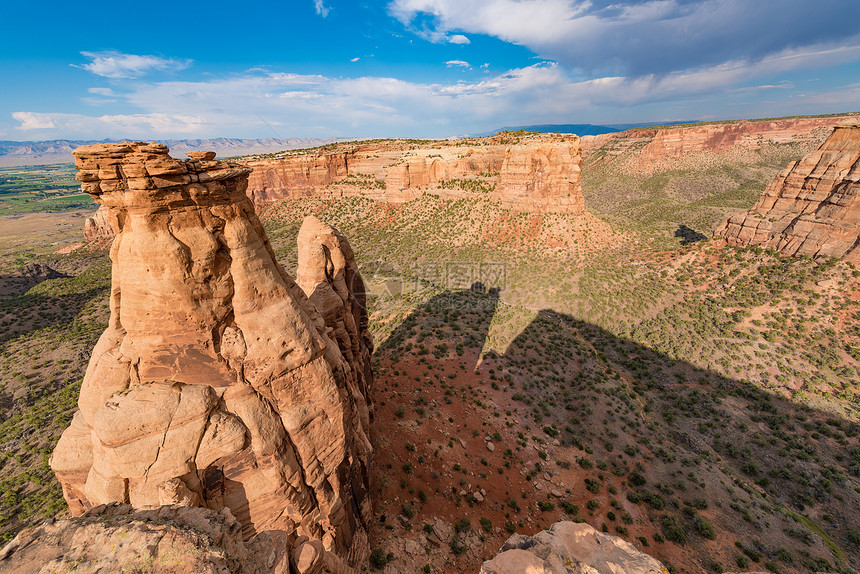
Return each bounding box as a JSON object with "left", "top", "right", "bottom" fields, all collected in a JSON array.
[{"left": 242, "top": 134, "right": 585, "bottom": 214}]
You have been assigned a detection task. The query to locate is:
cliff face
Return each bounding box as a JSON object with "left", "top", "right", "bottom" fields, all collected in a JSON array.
[
  {"left": 49, "top": 143, "right": 374, "bottom": 570},
  {"left": 715, "top": 125, "right": 860, "bottom": 262},
  {"left": 637, "top": 117, "right": 852, "bottom": 161},
  {"left": 243, "top": 133, "right": 585, "bottom": 214},
  {"left": 580, "top": 114, "right": 859, "bottom": 171}
]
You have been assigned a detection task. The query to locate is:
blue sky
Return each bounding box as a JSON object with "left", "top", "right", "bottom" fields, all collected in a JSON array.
[{"left": 1, "top": 0, "right": 859, "bottom": 140}]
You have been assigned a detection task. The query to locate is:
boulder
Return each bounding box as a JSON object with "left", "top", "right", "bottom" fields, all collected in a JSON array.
[{"left": 480, "top": 521, "right": 668, "bottom": 574}]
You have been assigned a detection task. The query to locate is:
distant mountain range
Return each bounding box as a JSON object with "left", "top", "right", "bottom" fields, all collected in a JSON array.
[
  {"left": 0, "top": 137, "right": 354, "bottom": 167},
  {"left": 0, "top": 123, "right": 701, "bottom": 166}
]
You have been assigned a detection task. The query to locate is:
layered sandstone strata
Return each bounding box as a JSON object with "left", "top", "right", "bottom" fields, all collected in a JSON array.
[
  {"left": 243, "top": 133, "right": 585, "bottom": 214},
  {"left": 580, "top": 115, "right": 859, "bottom": 157},
  {"left": 579, "top": 115, "right": 860, "bottom": 178},
  {"left": 480, "top": 521, "right": 668, "bottom": 574},
  {"left": 715, "top": 125, "right": 860, "bottom": 262},
  {"left": 636, "top": 116, "right": 854, "bottom": 161},
  {"left": 50, "top": 142, "right": 373, "bottom": 571}
]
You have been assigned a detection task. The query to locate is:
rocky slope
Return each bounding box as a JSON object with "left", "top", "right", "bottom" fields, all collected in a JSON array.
[
  {"left": 715, "top": 125, "right": 860, "bottom": 262},
  {"left": 48, "top": 143, "right": 374, "bottom": 570},
  {"left": 242, "top": 133, "right": 584, "bottom": 214}
]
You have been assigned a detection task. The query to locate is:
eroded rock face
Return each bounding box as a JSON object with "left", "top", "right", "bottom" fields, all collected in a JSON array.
[
  {"left": 480, "top": 521, "right": 668, "bottom": 574},
  {"left": 636, "top": 117, "right": 852, "bottom": 161},
  {"left": 715, "top": 125, "right": 860, "bottom": 262},
  {"left": 50, "top": 142, "right": 373, "bottom": 570},
  {"left": 243, "top": 133, "right": 585, "bottom": 214},
  {"left": 82, "top": 205, "right": 114, "bottom": 241}
]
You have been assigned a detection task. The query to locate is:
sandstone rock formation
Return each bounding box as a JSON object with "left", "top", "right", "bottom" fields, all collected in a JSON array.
[
  {"left": 242, "top": 133, "right": 585, "bottom": 214},
  {"left": 82, "top": 205, "right": 114, "bottom": 241},
  {"left": 636, "top": 116, "right": 854, "bottom": 161},
  {"left": 480, "top": 521, "right": 668, "bottom": 574},
  {"left": 50, "top": 142, "right": 373, "bottom": 570},
  {"left": 715, "top": 125, "right": 860, "bottom": 262}
]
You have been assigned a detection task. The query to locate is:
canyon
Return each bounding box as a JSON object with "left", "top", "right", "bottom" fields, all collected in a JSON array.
[
  {"left": 715, "top": 124, "right": 860, "bottom": 262},
  {"left": 1, "top": 115, "right": 858, "bottom": 574}
]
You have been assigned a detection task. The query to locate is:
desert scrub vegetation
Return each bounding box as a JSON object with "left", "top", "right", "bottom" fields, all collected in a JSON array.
[
  {"left": 363, "top": 244, "right": 858, "bottom": 573},
  {"left": 0, "top": 248, "right": 110, "bottom": 542}
]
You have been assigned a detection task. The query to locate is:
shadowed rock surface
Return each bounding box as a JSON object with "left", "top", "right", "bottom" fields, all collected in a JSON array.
[
  {"left": 715, "top": 125, "right": 860, "bottom": 262},
  {"left": 48, "top": 142, "right": 373, "bottom": 570}
]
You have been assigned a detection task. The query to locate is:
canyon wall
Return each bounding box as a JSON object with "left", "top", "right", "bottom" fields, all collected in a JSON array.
[
  {"left": 715, "top": 125, "right": 860, "bottom": 262},
  {"left": 581, "top": 114, "right": 859, "bottom": 171},
  {"left": 243, "top": 133, "right": 584, "bottom": 214},
  {"left": 49, "top": 143, "right": 374, "bottom": 571}
]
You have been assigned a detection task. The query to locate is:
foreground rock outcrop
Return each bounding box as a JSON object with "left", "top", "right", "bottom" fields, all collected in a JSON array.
[
  {"left": 480, "top": 521, "right": 668, "bottom": 574},
  {"left": 0, "top": 504, "right": 280, "bottom": 574},
  {"left": 243, "top": 133, "right": 584, "bottom": 214},
  {"left": 715, "top": 125, "right": 860, "bottom": 262},
  {"left": 49, "top": 142, "right": 373, "bottom": 570}
]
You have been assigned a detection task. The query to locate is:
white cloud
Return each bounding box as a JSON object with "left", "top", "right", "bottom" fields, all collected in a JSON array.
[
  {"left": 351, "top": 57, "right": 361, "bottom": 62},
  {"left": 314, "top": 0, "right": 330, "bottom": 17},
  {"left": 77, "top": 51, "right": 192, "bottom": 79},
  {"left": 11, "top": 111, "right": 206, "bottom": 137},
  {"left": 88, "top": 87, "right": 118, "bottom": 96},
  {"left": 12, "top": 44, "right": 860, "bottom": 140},
  {"left": 389, "top": 0, "right": 860, "bottom": 77},
  {"left": 12, "top": 112, "right": 56, "bottom": 130},
  {"left": 448, "top": 34, "right": 470, "bottom": 44}
]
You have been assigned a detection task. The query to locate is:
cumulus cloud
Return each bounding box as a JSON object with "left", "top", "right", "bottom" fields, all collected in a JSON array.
[
  {"left": 448, "top": 34, "right": 470, "bottom": 44},
  {"left": 389, "top": 0, "right": 860, "bottom": 77},
  {"left": 12, "top": 112, "right": 56, "bottom": 130},
  {"left": 445, "top": 60, "right": 471, "bottom": 68},
  {"left": 77, "top": 51, "right": 192, "bottom": 79},
  {"left": 314, "top": 0, "right": 330, "bottom": 17}
]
